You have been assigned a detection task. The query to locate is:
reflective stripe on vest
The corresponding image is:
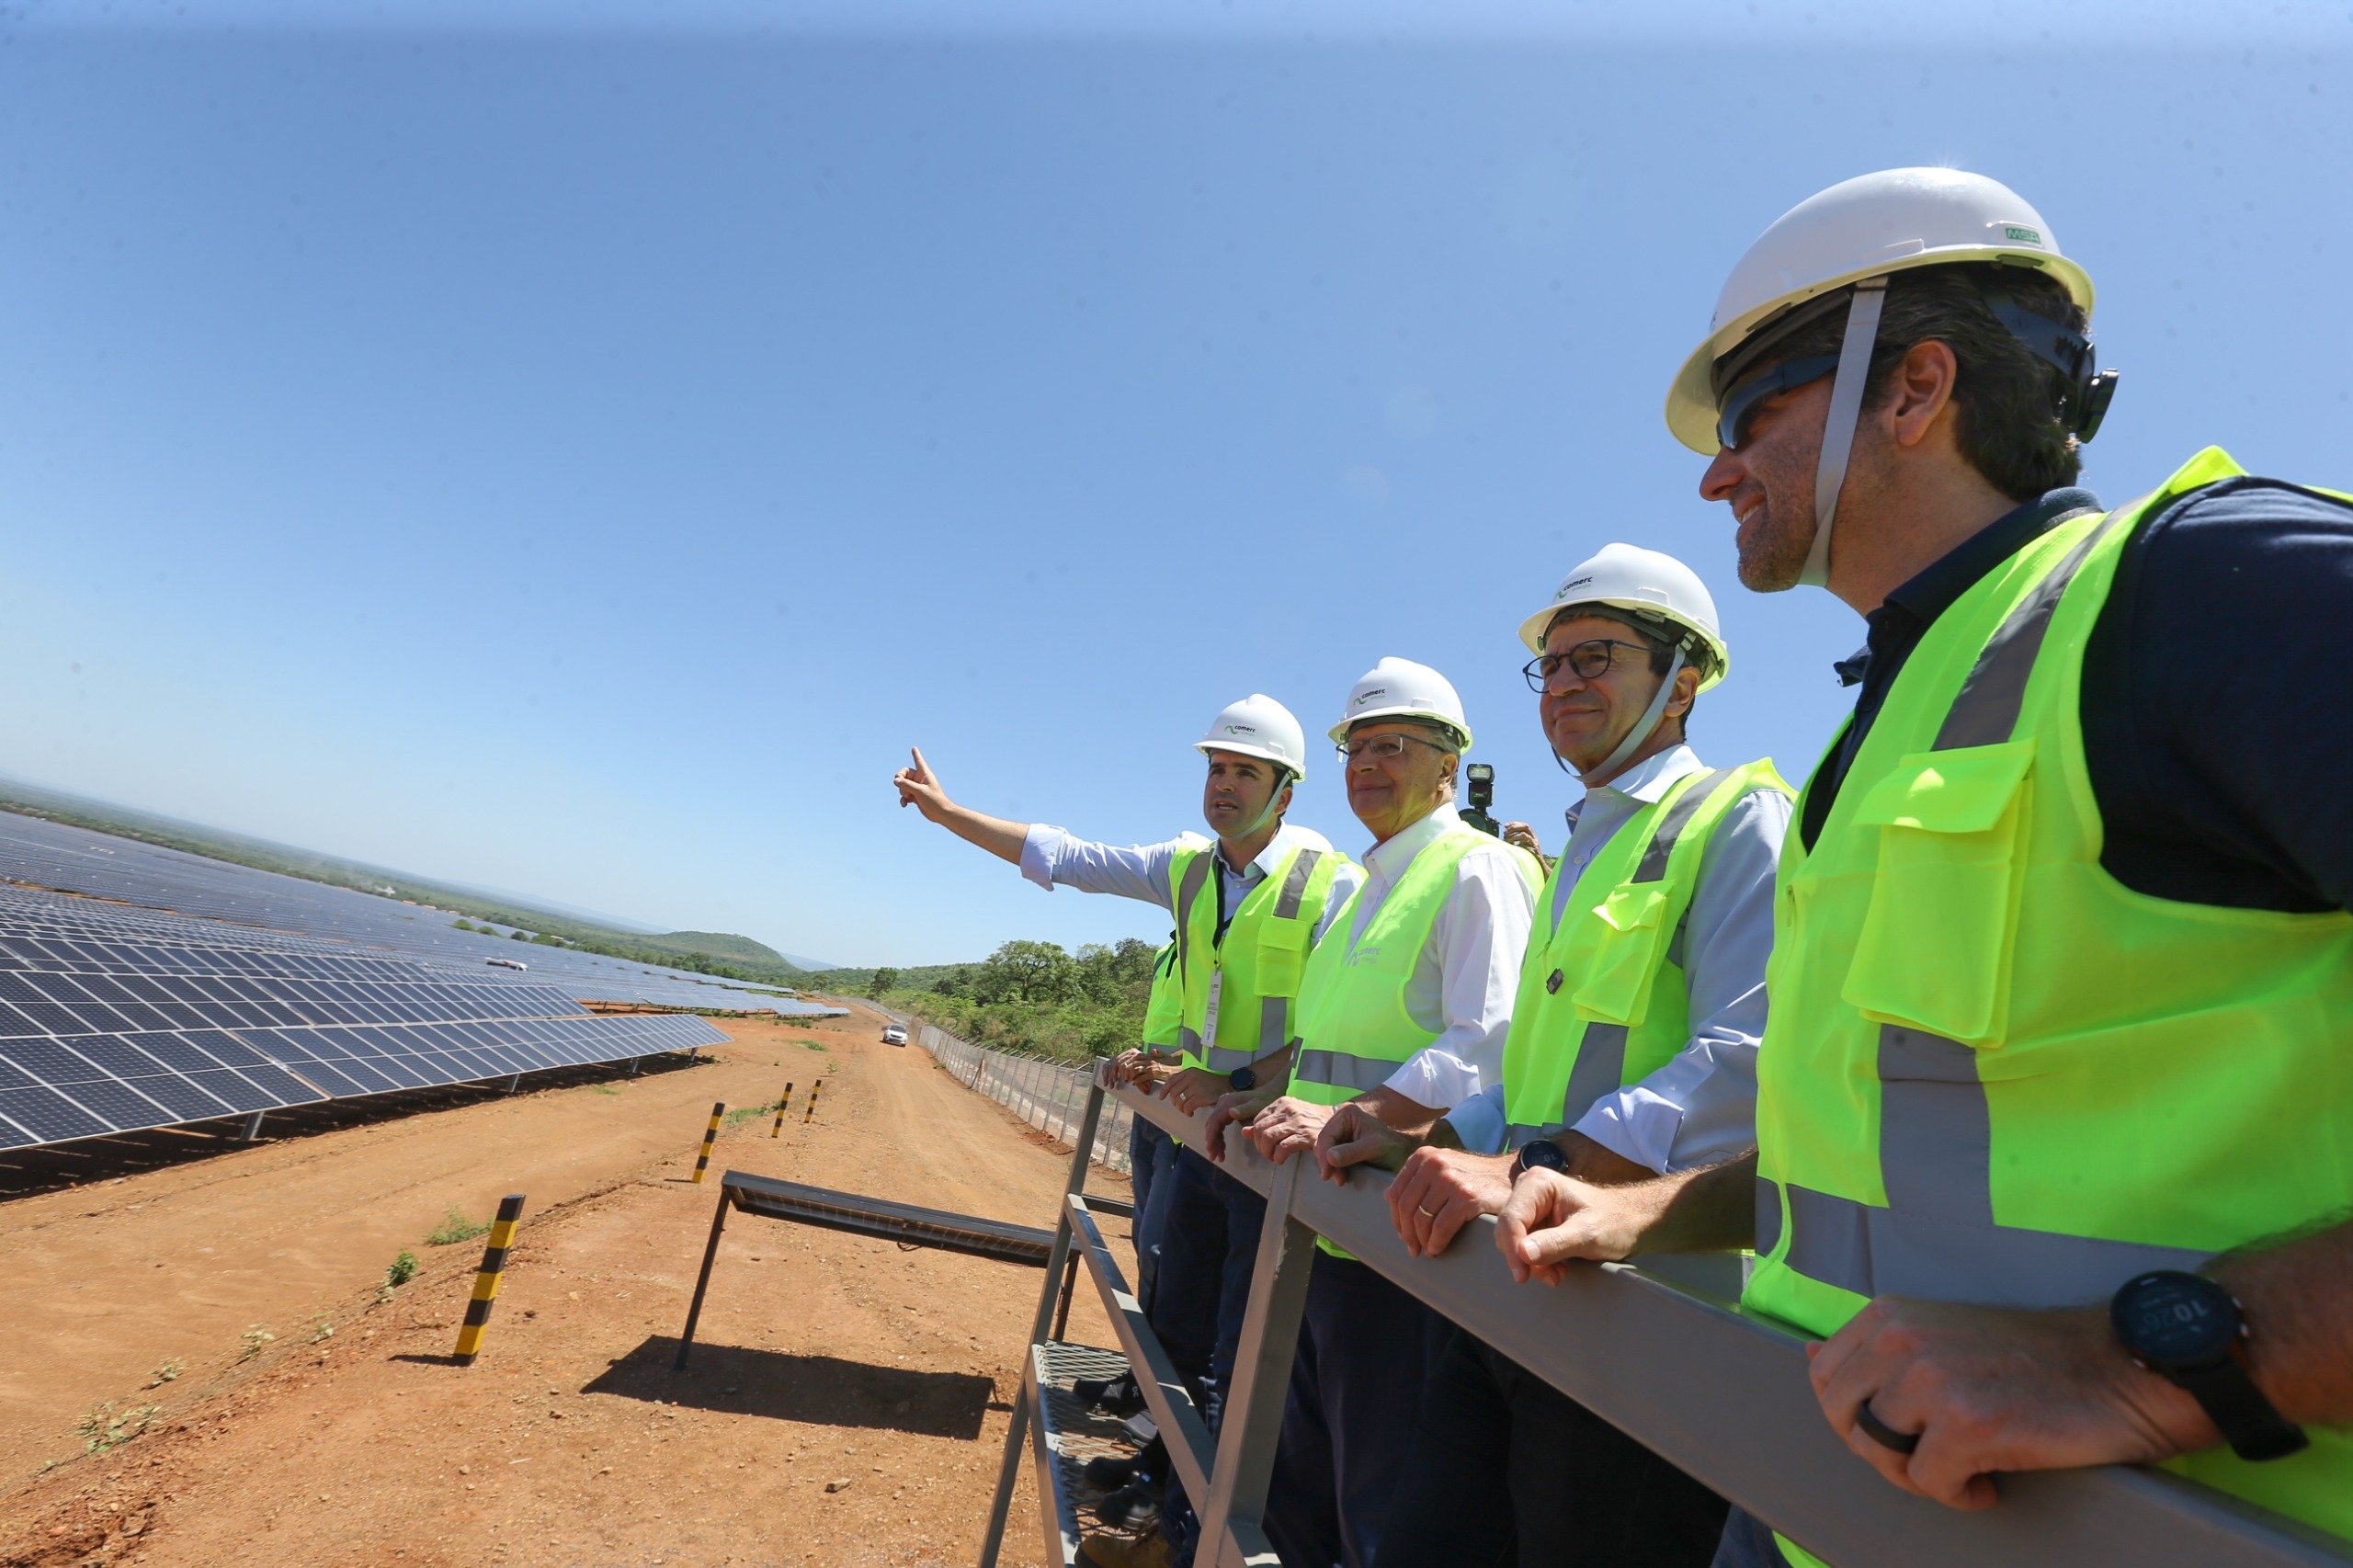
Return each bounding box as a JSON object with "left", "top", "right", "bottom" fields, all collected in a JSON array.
[
  {"left": 1169, "top": 842, "right": 1340, "bottom": 1074},
  {"left": 1501, "top": 766, "right": 1786, "bottom": 1148},
  {"left": 1139, "top": 937, "right": 1182, "bottom": 1051},
  {"left": 1290, "top": 821, "right": 1540, "bottom": 1258},
  {"left": 1290, "top": 825, "right": 1541, "bottom": 1108},
  {"left": 1746, "top": 448, "right": 2353, "bottom": 1554}
]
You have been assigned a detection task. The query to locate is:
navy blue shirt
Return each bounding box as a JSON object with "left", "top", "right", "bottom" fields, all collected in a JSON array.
[{"left": 1801, "top": 475, "right": 2353, "bottom": 914}]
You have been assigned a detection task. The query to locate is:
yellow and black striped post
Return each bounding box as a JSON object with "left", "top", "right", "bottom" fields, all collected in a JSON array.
[
  {"left": 769, "top": 1083, "right": 794, "bottom": 1138},
  {"left": 691, "top": 1101, "right": 726, "bottom": 1183},
  {"left": 452, "top": 1193, "right": 526, "bottom": 1367},
  {"left": 802, "top": 1077, "right": 824, "bottom": 1123}
]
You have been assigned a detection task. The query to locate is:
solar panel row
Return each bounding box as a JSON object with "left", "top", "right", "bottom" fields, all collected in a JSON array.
[
  {"left": 0, "top": 812, "right": 834, "bottom": 1015},
  {"left": 0, "top": 1013, "right": 723, "bottom": 1149},
  {"left": 0, "top": 885, "right": 727, "bottom": 1151}
]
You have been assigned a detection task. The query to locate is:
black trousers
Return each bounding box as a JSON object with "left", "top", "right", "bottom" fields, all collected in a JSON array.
[
  {"left": 1260, "top": 1251, "right": 1451, "bottom": 1568},
  {"left": 1379, "top": 1324, "right": 1730, "bottom": 1568}
]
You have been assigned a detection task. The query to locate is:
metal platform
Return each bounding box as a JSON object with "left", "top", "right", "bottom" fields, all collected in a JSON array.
[
  {"left": 717, "top": 1170, "right": 1056, "bottom": 1265},
  {"left": 1024, "top": 1339, "right": 1148, "bottom": 1568},
  {"left": 673, "top": 1169, "right": 1060, "bottom": 1370}
]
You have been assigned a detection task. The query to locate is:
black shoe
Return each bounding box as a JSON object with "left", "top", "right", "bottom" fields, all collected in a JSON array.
[
  {"left": 1083, "top": 1455, "right": 1140, "bottom": 1490},
  {"left": 1093, "top": 1478, "right": 1162, "bottom": 1533},
  {"left": 1075, "top": 1372, "right": 1145, "bottom": 1417}
]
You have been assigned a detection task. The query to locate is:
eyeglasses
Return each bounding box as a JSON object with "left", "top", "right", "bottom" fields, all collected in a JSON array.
[
  {"left": 1713, "top": 352, "right": 1838, "bottom": 451},
  {"left": 1336, "top": 733, "right": 1452, "bottom": 763},
  {"left": 1521, "top": 639, "right": 1654, "bottom": 691}
]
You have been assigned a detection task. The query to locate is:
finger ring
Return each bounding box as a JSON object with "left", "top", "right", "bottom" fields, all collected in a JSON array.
[
  {"left": 1417, "top": 1203, "right": 1439, "bottom": 1217},
  {"left": 1855, "top": 1400, "right": 1921, "bottom": 1456}
]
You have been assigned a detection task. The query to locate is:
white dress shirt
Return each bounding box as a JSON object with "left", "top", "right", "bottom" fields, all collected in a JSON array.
[
  {"left": 1018, "top": 820, "right": 1361, "bottom": 944},
  {"left": 1326, "top": 803, "right": 1538, "bottom": 1113},
  {"left": 1442, "top": 743, "right": 1789, "bottom": 1173}
]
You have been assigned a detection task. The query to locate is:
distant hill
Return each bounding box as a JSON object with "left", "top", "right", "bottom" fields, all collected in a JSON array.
[
  {"left": 637, "top": 930, "right": 794, "bottom": 967},
  {"left": 778, "top": 950, "right": 847, "bottom": 973},
  {"left": 0, "top": 776, "right": 819, "bottom": 989}
]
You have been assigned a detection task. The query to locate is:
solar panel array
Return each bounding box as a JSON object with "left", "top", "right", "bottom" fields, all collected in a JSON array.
[
  {"left": 0, "top": 885, "right": 727, "bottom": 1151},
  {"left": 0, "top": 811, "right": 838, "bottom": 1015}
]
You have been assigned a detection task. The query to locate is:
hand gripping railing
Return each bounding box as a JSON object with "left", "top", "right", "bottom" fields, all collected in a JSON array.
[{"left": 979, "top": 1063, "right": 2353, "bottom": 1568}]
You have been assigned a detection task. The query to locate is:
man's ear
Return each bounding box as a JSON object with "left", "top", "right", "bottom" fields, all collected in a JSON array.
[
  {"left": 1665, "top": 665, "right": 1701, "bottom": 721},
  {"left": 1886, "top": 339, "right": 1961, "bottom": 451}
]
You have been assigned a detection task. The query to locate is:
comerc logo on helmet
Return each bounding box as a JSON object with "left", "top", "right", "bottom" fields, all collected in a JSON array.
[
  {"left": 1222, "top": 722, "right": 1258, "bottom": 737},
  {"left": 1353, "top": 687, "right": 1388, "bottom": 708}
]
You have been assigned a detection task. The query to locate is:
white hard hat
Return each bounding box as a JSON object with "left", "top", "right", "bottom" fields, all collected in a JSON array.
[
  {"left": 1517, "top": 543, "right": 1731, "bottom": 693},
  {"left": 1195, "top": 694, "right": 1310, "bottom": 781},
  {"left": 1665, "top": 167, "right": 2094, "bottom": 455},
  {"left": 1329, "top": 657, "right": 1472, "bottom": 751}
]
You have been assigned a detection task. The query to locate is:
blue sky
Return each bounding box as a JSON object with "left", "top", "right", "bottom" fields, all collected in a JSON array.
[{"left": 4, "top": 2, "right": 2347, "bottom": 967}]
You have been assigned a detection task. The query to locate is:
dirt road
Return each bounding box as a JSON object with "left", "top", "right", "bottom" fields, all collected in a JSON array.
[{"left": 0, "top": 1007, "right": 1127, "bottom": 1567}]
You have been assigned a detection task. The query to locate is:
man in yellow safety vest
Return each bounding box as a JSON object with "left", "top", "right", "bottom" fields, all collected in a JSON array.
[
  {"left": 894, "top": 698, "right": 1360, "bottom": 1565},
  {"left": 1322, "top": 546, "right": 1790, "bottom": 1568},
  {"left": 1500, "top": 167, "right": 2353, "bottom": 1566},
  {"left": 1211, "top": 656, "right": 1543, "bottom": 1568}
]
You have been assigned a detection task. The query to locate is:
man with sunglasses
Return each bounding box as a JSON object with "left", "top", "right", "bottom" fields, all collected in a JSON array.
[
  {"left": 1499, "top": 167, "right": 2353, "bottom": 1566},
  {"left": 1207, "top": 656, "right": 1543, "bottom": 1568},
  {"left": 894, "top": 698, "right": 1360, "bottom": 1568},
  {"left": 1314, "top": 547, "right": 1790, "bottom": 1568}
]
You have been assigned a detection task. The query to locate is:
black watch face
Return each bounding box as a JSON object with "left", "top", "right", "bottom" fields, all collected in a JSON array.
[
  {"left": 1519, "top": 1140, "right": 1569, "bottom": 1173},
  {"left": 2114, "top": 1271, "right": 2237, "bottom": 1368},
  {"left": 1227, "top": 1067, "right": 1256, "bottom": 1092}
]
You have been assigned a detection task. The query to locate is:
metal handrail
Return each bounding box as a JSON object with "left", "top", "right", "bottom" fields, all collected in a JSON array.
[{"left": 1105, "top": 1078, "right": 2353, "bottom": 1568}]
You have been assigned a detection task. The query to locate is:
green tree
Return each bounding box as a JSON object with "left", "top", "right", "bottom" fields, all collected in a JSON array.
[
  {"left": 973, "top": 939, "right": 1079, "bottom": 1006},
  {"left": 870, "top": 966, "right": 901, "bottom": 994}
]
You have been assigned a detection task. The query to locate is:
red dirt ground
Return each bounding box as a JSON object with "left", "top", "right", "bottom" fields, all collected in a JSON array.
[{"left": 0, "top": 1006, "right": 1129, "bottom": 1567}]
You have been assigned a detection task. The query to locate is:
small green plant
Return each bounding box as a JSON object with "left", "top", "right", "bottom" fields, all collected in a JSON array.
[
  {"left": 801, "top": 1040, "right": 829, "bottom": 1053},
  {"left": 426, "top": 1204, "right": 491, "bottom": 1246},
  {"left": 385, "top": 1249, "right": 420, "bottom": 1287},
  {"left": 309, "top": 1312, "right": 335, "bottom": 1345},
  {"left": 146, "top": 1358, "right": 184, "bottom": 1389},
  {"left": 75, "top": 1402, "right": 161, "bottom": 1454},
  {"left": 240, "top": 1325, "right": 275, "bottom": 1361},
  {"left": 592, "top": 1085, "right": 620, "bottom": 1096},
  {"left": 723, "top": 1100, "right": 784, "bottom": 1128}
]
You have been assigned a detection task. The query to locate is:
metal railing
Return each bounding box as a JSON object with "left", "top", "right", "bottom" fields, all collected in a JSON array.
[{"left": 977, "top": 1067, "right": 2353, "bottom": 1568}]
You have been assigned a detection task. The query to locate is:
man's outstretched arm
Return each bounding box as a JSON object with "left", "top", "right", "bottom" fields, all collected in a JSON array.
[{"left": 892, "top": 746, "right": 1029, "bottom": 863}]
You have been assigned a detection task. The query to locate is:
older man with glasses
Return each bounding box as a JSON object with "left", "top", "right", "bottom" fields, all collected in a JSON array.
[
  {"left": 1317, "top": 546, "right": 1790, "bottom": 1568},
  {"left": 1205, "top": 655, "right": 1542, "bottom": 1568}
]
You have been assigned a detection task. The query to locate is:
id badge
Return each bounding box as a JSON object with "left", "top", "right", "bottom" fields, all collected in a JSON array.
[{"left": 1200, "top": 971, "right": 1222, "bottom": 1055}]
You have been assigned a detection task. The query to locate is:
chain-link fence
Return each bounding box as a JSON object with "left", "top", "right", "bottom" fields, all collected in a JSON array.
[{"left": 855, "top": 1000, "right": 1134, "bottom": 1173}]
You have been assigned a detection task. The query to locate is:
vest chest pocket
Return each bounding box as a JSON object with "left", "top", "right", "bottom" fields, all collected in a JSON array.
[
  {"left": 1567, "top": 881, "right": 1674, "bottom": 1028},
  {"left": 1255, "top": 916, "right": 1313, "bottom": 998},
  {"left": 1842, "top": 739, "right": 2036, "bottom": 1049}
]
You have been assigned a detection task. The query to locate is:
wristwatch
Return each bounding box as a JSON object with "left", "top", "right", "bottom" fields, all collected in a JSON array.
[
  {"left": 2109, "top": 1269, "right": 2307, "bottom": 1462},
  {"left": 1227, "top": 1066, "right": 1256, "bottom": 1092},
  {"left": 1510, "top": 1139, "right": 1569, "bottom": 1179}
]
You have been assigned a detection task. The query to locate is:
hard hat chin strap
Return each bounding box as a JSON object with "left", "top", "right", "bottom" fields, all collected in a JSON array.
[
  {"left": 1801, "top": 277, "right": 1889, "bottom": 590},
  {"left": 1579, "top": 647, "right": 1687, "bottom": 785}
]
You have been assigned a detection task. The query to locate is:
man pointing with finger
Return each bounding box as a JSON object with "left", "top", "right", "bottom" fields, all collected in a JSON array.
[{"left": 894, "top": 699, "right": 1361, "bottom": 1562}]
